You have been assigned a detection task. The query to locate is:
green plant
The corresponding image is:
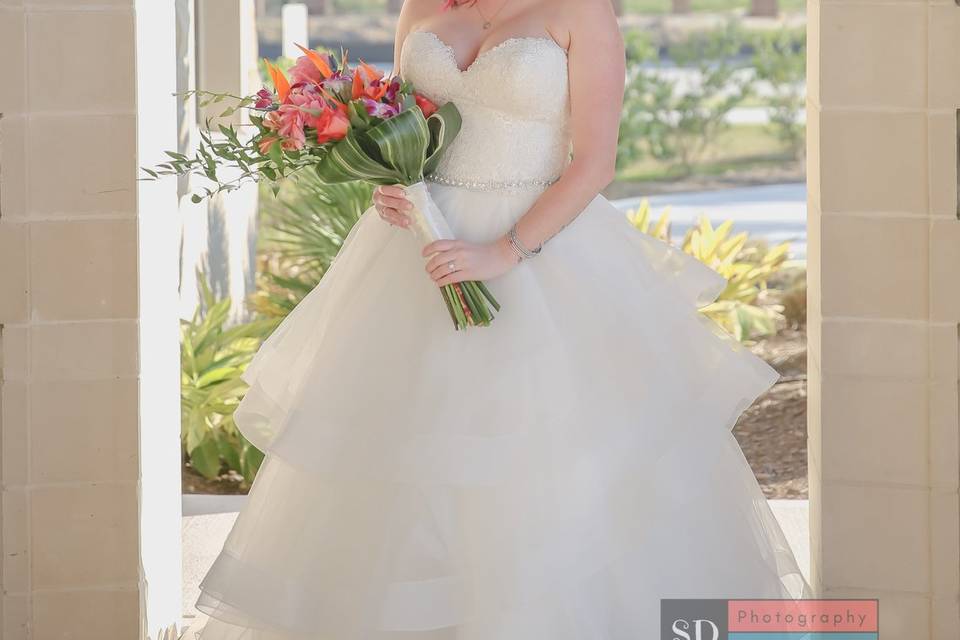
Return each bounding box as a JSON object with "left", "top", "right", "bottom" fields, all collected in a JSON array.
[
  {"left": 751, "top": 28, "right": 806, "bottom": 159},
  {"left": 618, "top": 24, "right": 755, "bottom": 175},
  {"left": 179, "top": 178, "right": 371, "bottom": 486},
  {"left": 769, "top": 264, "right": 807, "bottom": 328},
  {"left": 663, "top": 23, "right": 754, "bottom": 174},
  {"left": 617, "top": 31, "right": 675, "bottom": 169},
  {"left": 181, "top": 274, "right": 275, "bottom": 484},
  {"left": 627, "top": 200, "right": 789, "bottom": 342},
  {"left": 625, "top": 197, "right": 672, "bottom": 242},
  {"left": 252, "top": 176, "right": 373, "bottom": 317}
]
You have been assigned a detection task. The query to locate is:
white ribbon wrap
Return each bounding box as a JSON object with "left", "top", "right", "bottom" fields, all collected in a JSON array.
[{"left": 405, "top": 181, "right": 454, "bottom": 249}]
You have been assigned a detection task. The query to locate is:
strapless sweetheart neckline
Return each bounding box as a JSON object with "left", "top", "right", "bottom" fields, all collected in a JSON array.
[{"left": 407, "top": 29, "right": 567, "bottom": 74}]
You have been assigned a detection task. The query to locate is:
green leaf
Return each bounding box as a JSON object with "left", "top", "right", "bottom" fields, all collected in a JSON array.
[
  {"left": 315, "top": 131, "right": 404, "bottom": 184},
  {"left": 240, "top": 443, "right": 265, "bottom": 484},
  {"left": 363, "top": 107, "right": 431, "bottom": 184},
  {"left": 218, "top": 437, "right": 242, "bottom": 473},
  {"left": 267, "top": 141, "right": 284, "bottom": 172},
  {"left": 423, "top": 102, "right": 462, "bottom": 177},
  {"left": 189, "top": 437, "right": 223, "bottom": 479}
]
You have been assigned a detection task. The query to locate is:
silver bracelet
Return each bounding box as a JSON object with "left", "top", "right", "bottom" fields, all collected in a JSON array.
[{"left": 507, "top": 224, "right": 541, "bottom": 260}]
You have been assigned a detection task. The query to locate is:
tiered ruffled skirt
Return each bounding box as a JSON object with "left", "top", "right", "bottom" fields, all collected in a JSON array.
[{"left": 195, "top": 183, "right": 811, "bottom": 640}]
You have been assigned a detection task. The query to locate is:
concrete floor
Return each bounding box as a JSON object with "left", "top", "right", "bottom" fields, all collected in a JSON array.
[{"left": 180, "top": 494, "right": 811, "bottom": 634}]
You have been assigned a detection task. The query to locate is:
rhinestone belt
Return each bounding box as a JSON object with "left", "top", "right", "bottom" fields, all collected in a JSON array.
[{"left": 426, "top": 172, "right": 558, "bottom": 193}]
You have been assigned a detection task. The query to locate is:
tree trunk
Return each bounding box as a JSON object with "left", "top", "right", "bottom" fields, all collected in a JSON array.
[
  {"left": 748, "top": 0, "right": 779, "bottom": 17},
  {"left": 672, "top": 0, "right": 692, "bottom": 13},
  {"left": 304, "top": 0, "right": 334, "bottom": 15}
]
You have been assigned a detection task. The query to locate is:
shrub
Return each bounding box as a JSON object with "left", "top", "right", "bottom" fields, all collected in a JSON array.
[
  {"left": 617, "top": 31, "right": 676, "bottom": 169},
  {"left": 180, "top": 274, "right": 275, "bottom": 485},
  {"left": 180, "top": 177, "right": 371, "bottom": 486},
  {"left": 252, "top": 177, "right": 372, "bottom": 318},
  {"left": 750, "top": 28, "right": 806, "bottom": 159},
  {"left": 627, "top": 199, "right": 790, "bottom": 342},
  {"left": 619, "top": 24, "right": 755, "bottom": 175}
]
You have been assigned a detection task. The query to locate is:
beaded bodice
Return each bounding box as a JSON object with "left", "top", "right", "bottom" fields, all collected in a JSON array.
[{"left": 400, "top": 30, "right": 571, "bottom": 190}]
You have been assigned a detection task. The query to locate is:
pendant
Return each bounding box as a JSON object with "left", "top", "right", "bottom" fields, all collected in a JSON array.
[{"left": 482, "top": 21, "right": 491, "bottom": 29}]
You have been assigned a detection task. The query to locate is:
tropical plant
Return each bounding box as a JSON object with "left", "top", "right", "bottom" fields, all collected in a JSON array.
[
  {"left": 181, "top": 274, "right": 275, "bottom": 485},
  {"left": 252, "top": 176, "right": 372, "bottom": 317},
  {"left": 684, "top": 218, "right": 789, "bottom": 341},
  {"left": 179, "top": 176, "right": 370, "bottom": 488},
  {"left": 751, "top": 28, "right": 806, "bottom": 159},
  {"left": 625, "top": 197, "right": 671, "bottom": 242},
  {"left": 627, "top": 200, "right": 789, "bottom": 342}
]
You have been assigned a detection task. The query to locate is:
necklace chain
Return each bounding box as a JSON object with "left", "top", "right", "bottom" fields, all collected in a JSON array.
[{"left": 474, "top": 0, "right": 509, "bottom": 29}]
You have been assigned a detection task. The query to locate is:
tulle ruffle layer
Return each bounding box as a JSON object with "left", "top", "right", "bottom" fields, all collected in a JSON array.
[
  {"left": 233, "top": 186, "right": 776, "bottom": 488},
  {"left": 194, "top": 184, "right": 810, "bottom": 640}
]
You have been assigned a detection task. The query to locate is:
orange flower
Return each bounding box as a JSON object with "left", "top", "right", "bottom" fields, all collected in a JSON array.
[
  {"left": 351, "top": 60, "right": 388, "bottom": 100},
  {"left": 294, "top": 44, "right": 333, "bottom": 79},
  {"left": 315, "top": 102, "right": 350, "bottom": 143},
  {"left": 264, "top": 59, "right": 290, "bottom": 103},
  {"left": 258, "top": 135, "right": 280, "bottom": 155},
  {"left": 415, "top": 93, "right": 438, "bottom": 117}
]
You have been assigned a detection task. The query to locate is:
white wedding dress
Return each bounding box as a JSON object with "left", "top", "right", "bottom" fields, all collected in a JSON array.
[{"left": 194, "top": 30, "right": 811, "bottom": 640}]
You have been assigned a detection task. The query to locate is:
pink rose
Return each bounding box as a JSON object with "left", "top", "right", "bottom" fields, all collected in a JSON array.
[{"left": 287, "top": 55, "right": 322, "bottom": 86}]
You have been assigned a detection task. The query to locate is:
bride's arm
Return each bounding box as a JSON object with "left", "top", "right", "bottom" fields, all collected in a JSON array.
[
  {"left": 423, "top": 0, "right": 625, "bottom": 286},
  {"left": 507, "top": 1, "right": 625, "bottom": 251}
]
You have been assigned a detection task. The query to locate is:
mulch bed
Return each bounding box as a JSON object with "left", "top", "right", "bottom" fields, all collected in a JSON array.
[{"left": 735, "top": 329, "right": 808, "bottom": 498}]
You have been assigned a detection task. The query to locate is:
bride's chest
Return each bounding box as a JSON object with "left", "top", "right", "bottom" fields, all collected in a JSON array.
[{"left": 399, "top": 30, "right": 569, "bottom": 123}]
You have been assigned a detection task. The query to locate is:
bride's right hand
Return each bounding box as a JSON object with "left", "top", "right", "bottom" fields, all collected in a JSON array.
[{"left": 373, "top": 185, "right": 411, "bottom": 228}]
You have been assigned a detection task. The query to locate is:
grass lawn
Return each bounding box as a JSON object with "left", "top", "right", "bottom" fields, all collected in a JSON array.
[
  {"left": 623, "top": 0, "right": 805, "bottom": 14},
  {"left": 617, "top": 123, "right": 798, "bottom": 183}
]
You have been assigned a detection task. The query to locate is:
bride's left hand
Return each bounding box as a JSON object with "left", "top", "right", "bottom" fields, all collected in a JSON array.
[{"left": 422, "top": 237, "right": 520, "bottom": 287}]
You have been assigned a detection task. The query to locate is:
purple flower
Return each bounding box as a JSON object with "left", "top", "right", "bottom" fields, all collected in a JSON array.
[
  {"left": 362, "top": 98, "right": 399, "bottom": 119},
  {"left": 320, "top": 73, "right": 353, "bottom": 102},
  {"left": 384, "top": 79, "right": 401, "bottom": 102},
  {"left": 254, "top": 88, "right": 275, "bottom": 109}
]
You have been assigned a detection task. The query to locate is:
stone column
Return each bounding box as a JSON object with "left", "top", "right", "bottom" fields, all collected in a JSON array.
[
  {"left": 0, "top": 1, "right": 182, "bottom": 639},
  {"left": 807, "top": 0, "right": 960, "bottom": 637}
]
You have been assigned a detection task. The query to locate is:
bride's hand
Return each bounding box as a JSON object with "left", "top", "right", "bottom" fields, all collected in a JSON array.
[
  {"left": 372, "top": 185, "right": 411, "bottom": 228},
  {"left": 422, "top": 237, "right": 520, "bottom": 287}
]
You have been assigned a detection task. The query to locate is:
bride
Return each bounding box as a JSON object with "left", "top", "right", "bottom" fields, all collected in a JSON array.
[{"left": 194, "top": 0, "right": 811, "bottom": 637}]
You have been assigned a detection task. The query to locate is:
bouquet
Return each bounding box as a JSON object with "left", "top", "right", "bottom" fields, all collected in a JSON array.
[{"left": 144, "top": 45, "right": 499, "bottom": 330}]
